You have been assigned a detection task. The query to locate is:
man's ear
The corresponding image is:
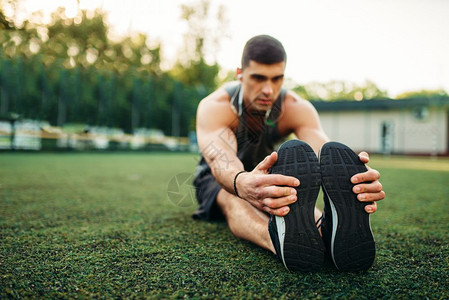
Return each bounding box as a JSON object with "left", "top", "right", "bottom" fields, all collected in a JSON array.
[{"left": 236, "top": 68, "right": 243, "bottom": 81}]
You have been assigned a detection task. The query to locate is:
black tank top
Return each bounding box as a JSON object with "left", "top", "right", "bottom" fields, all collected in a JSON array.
[
  {"left": 224, "top": 81, "right": 287, "bottom": 170},
  {"left": 195, "top": 81, "right": 288, "bottom": 177}
]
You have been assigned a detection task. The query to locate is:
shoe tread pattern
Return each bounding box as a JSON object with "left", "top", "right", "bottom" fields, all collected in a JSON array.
[
  {"left": 271, "top": 139, "right": 324, "bottom": 272},
  {"left": 320, "top": 142, "right": 375, "bottom": 271}
]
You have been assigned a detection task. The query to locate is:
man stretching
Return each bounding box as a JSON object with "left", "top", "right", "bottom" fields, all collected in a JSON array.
[{"left": 193, "top": 35, "right": 385, "bottom": 272}]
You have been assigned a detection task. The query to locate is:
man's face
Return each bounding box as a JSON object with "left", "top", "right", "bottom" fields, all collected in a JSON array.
[{"left": 238, "top": 60, "right": 285, "bottom": 112}]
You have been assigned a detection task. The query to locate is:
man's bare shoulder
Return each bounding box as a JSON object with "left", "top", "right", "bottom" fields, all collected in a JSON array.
[
  {"left": 282, "top": 91, "right": 318, "bottom": 115},
  {"left": 284, "top": 91, "right": 314, "bottom": 109},
  {"left": 200, "top": 87, "right": 231, "bottom": 107},
  {"left": 278, "top": 90, "right": 321, "bottom": 134},
  {"left": 197, "top": 87, "right": 238, "bottom": 130}
]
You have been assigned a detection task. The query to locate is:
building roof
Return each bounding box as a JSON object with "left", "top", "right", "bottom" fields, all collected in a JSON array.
[{"left": 310, "top": 97, "right": 449, "bottom": 112}]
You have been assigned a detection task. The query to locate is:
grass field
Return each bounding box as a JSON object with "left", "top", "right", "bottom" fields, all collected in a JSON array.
[{"left": 1, "top": 152, "right": 448, "bottom": 298}]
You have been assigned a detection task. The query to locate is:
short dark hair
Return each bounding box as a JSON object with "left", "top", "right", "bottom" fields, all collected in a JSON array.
[{"left": 241, "top": 35, "right": 287, "bottom": 69}]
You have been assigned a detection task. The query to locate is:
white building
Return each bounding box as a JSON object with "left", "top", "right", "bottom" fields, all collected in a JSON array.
[{"left": 312, "top": 98, "right": 449, "bottom": 156}]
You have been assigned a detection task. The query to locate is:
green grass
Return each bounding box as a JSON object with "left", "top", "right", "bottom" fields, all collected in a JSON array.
[{"left": 1, "top": 153, "right": 448, "bottom": 299}]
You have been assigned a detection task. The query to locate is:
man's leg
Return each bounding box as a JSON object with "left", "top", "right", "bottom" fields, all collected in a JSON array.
[
  {"left": 216, "top": 188, "right": 275, "bottom": 253},
  {"left": 216, "top": 187, "right": 324, "bottom": 254},
  {"left": 218, "top": 140, "right": 326, "bottom": 272}
]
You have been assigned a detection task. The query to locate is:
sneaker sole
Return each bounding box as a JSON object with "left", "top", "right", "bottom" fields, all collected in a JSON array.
[
  {"left": 320, "top": 142, "right": 375, "bottom": 271},
  {"left": 270, "top": 139, "right": 324, "bottom": 272}
]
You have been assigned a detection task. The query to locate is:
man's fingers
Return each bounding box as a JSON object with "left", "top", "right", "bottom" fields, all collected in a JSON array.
[
  {"left": 262, "top": 185, "right": 297, "bottom": 199},
  {"left": 353, "top": 181, "right": 383, "bottom": 194},
  {"left": 365, "top": 202, "right": 378, "bottom": 214},
  {"left": 263, "top": 205, "right": 290, "bottom": 217},
  {"left": 255, "top": 152, "right": 278, "bottom": 172},
  {"left": 351, "top": 168, "right": 380, "bottom": 184},
  {"left": 257, "top": 174, "right": 300, "bottom": 188},
  {"left": 357, "top": 191, "right": 386, "bottom": 202},
  {"left": 358, "top": 151, "right": 370, "bottom": 164},
  {"left": 262, "top": 194, "right": 297, "bottom": 209}
]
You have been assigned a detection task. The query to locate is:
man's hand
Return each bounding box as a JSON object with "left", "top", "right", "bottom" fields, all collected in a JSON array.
[
  {"left": 236, "top": 152, "right": 299, "bottom": 217},
  {"left": 352, "top": 151, "right": 385, "bottom": 214}
]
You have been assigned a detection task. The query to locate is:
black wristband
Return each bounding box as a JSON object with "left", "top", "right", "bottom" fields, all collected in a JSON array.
[{"left": 233, "top": 171, "right": 246, "bottom": 198}]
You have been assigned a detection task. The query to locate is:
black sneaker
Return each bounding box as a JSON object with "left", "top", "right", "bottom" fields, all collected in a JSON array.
[
  {"left": 319, "top": 141, "right": 376, "bottom": 271},
  {"left": 268, "top": 139, "right": 324, "bottom": 272}
]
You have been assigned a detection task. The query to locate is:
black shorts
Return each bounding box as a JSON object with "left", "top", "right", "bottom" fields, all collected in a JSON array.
[{"left": 192, "top": 165, "right": 225, "bottom": 221}]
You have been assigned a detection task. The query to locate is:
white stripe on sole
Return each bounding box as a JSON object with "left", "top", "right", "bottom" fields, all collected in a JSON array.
[
  {"left": 328, "top": 196, "right": 339, "bottom": 269},
  {"left": 322, "top": 185, "right": 339, "bottom": 269},
  {"left": 275, "top": 215, "right": 287, "bottom": 269}
]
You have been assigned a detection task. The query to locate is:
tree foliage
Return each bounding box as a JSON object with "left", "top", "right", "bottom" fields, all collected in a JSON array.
[
  {"left": 293, "top": 80, "right": 388, "bottom": 101},
  {"left": 0, "top": 1, "right": 14, "bottom": 30},
  {"left": 0, "top": 1, "right": 220, "bottom": 136},
  {"left": 170, "top": 0, "right": 227, "bottom": 90},
  {"left": 4, "top": 0, "right": 444, "bottom": 139},
  {"left": 395, "top": 89, "right": 448, "bottom": 100}
]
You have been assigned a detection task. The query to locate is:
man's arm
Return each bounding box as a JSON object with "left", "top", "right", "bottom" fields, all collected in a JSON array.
[
  {"left": 196, "top": 89, "right": 300, "bottom": 216},
  {"left": 279, "top": 92, "right": 385, "bottom": 213},
  {"left": 196, "top": 88, "right": 243, "bottom": 192}
]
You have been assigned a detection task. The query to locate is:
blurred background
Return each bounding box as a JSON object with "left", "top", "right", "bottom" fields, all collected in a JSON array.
[{"left": 0, "top": 0, "right": 448, "bottom": 154}]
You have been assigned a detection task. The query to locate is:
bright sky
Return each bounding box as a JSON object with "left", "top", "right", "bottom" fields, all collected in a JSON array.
[{"left": 19, "top": 0, "right": 449, "bottom": 97}]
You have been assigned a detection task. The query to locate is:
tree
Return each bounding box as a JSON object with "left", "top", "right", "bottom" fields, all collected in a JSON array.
[
  {"left": 170, "top": 0, "right": 228, "bottom": 91},
  {"left": 0, "top": 0, "right": 213, "bottom": 137},
  {"left": 166, "top": 0, "right": 229, "bottom": 137},
  {"left": 293, "top": 80, "right": 389, "bottom": 101},
  {"left": 395, "top": 89, "right": 448, "bottom": 99},
  {"left": 0, "top": 0, "right": 15, "bottom": 30}
]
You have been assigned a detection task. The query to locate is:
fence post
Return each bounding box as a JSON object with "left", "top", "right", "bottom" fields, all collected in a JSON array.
[
  {"left": 57, "top": 67, "right": 67, "bottom": 127},
  {"left": 1, "top": 60, "right": 10, "bottom": 115}
]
